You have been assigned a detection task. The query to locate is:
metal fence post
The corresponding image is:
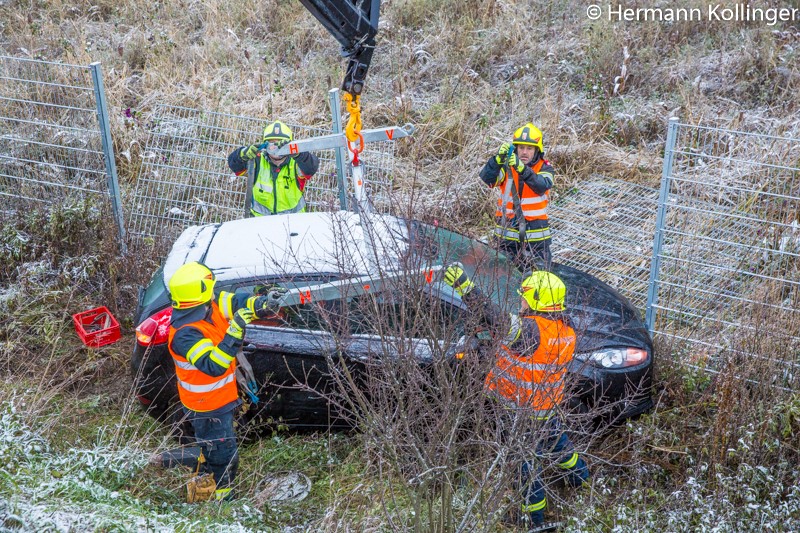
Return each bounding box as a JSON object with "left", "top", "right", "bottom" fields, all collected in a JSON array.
[
  {"left": 328, "top": 88, "right": 349, "bottom": 211},
  {"left": 645, "top": 117, "right": 679, "bottom": 332},
  {"left": 90, "top": 61, "right": 127, "bottom": 252}
]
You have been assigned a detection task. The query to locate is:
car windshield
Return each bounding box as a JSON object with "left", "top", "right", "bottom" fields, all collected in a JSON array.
[
  {"left": 409, "top": 222, "right": 651, "bottom": 352},
  {"left": 409, "top": 221, "right": 523, "bottom": 314}
]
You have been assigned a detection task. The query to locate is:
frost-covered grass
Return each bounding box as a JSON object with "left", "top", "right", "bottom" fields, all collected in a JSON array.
[
  {"left": 0, "top": 386, "right": 379, "bottom": 532},
  {"left": 3, "top": 380, "right": 799, "bottom": 532},
  {"left": 568, "top": 463, "right": 800, "bottom": 532},
  {"left": 0, "top": 399, "right": 269, "bottom": 532},
  {"left": 556, "top": 361, "right": 800, "bottom": 532}
]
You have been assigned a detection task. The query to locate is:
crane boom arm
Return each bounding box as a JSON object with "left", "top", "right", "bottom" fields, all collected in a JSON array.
[{"left": 298, "top": 0, "right": 380, "bottom": 96}]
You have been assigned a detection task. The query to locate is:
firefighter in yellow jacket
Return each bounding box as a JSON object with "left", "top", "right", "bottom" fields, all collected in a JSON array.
[
  {"left": 443, "top": 265, "right": 589, "bottom": 530},
  {"left": 228, "top": 120, "right": 320, "bottom": 216},
  {"left": 480, "top": 123, "right": 555, "bottom": 270},
  {"left": 163, "top": 262, "right": 276, "bottom": 501}
]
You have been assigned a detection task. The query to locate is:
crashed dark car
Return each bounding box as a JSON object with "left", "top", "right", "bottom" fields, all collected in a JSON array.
[{"left": 131, "top": 211, "right": 653, "bottom": 430}]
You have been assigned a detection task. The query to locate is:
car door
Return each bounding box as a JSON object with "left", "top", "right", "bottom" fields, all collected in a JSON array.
[{"left": 228, "top": 276, "right": 467, "bottom": 426}]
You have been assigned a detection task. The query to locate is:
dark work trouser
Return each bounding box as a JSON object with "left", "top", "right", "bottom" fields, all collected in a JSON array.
[
  {"left": 496, "top": 237, "right": 552, "bottom": 273},
  {"left": 520, "top": 417, "right": 589, "bottom": 526},
  {"left": 191, "top": 411, "right": 239, "bottom": 490}
]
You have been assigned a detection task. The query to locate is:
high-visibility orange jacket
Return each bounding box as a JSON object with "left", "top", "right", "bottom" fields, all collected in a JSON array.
[
  {"left": 479, "top": 156, "right": 555, "bottom": 242},
  {"left": 168, "top": 299, "right": 240, "bottom": 413},
  {"left": 485, "top": 314, "right": 576, "bottom": 418}
]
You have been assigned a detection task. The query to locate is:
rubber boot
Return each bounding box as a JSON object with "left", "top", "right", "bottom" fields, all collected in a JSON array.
[
  {"left": 528, "top": 521, "right": 564, "bottom": 533},
  {"left": 215, "top": 487, "right": 235, "bottom": 502}
]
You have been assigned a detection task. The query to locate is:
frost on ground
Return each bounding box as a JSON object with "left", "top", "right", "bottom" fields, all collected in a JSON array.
[
  {"left": 567, "top": 464, "right": 800, "bottom": 533},
  {"left": 0, "top": 400, "right": 263, "bottom": 532}
]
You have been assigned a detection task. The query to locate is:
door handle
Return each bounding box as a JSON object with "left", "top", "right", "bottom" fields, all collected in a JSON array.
[{"left": 242, "top": 343, "right": 257, "bottom": 354}]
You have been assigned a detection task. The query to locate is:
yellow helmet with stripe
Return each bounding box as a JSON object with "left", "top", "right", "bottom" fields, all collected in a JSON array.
[
  {"left": 512, "top": 123, "right": 544, "bottom": 154},
  {"left": 518, "top": 271, "right": 566, "bottom": 312},
  {"left": 262, "top": 120, "right": 293, "bottom": 144},
  {"left": 169, "top": 262, "right": 216, "bottom": 310}
]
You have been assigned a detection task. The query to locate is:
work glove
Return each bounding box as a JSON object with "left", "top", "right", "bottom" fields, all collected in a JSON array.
[
  {"left": 443, "top": 262, "right": 475, "bottom": 298},
  {"left": 248, "top": 288, "right": 287, "bottom": 318},
  {"left": 240, "top": 144, "right": 260, "bottom": 161},
  {"left": 507, "top": 152, "right": 525, "bottom": 172},
  {"left": 186, "top": 473, "right": 216, "bottom": 503},
  {"left": 246, "top": 380, "right": 259, "bottom": 403},
  {"left": 226, "top": 308, "right": 255, "bottom": 340},
  {"left": 495, "top": 142, "right": 511, "bottom": 165}
]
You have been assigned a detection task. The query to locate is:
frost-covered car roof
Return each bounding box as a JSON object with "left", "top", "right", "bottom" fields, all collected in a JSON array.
[{"left": 162, "top": 211, "right": 411, "bottom": 284}]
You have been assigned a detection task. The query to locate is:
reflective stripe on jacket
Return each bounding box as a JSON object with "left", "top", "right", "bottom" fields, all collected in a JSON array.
[
  {"left": 485, "top": 315, "right": 576, "bottom": 417},
  {"left": 251, "top": 156, "right": 306, "bottom": 216},
  {"left": 494, "top": 159, "right": 553, "bottom": 242},
  {"left": 168, "top": 301, "right": 238, "bottom": 412}
]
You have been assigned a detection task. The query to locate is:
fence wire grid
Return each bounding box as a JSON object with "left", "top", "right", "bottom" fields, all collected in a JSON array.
[
  {"left": 128, "top": 103, "right": 395, "bottom": 244},
  {"left": 0, "top": 56, "right": 123, "bottom": 239},
  {"left": 648, "top": 120, "right": 800, "bottom": 388},
  {"left": 550, "top": 176, "right": 658, "bottom": 309}
]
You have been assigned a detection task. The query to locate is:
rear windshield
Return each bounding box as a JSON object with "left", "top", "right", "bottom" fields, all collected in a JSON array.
[{"left": 141, "top": 265, "right": 170, "bottom": 310}]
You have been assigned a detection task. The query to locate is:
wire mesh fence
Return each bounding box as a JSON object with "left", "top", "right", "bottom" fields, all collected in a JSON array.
[
  {"left": 647, "top": 120, "right": 800, "bottom": 388},
  {"left": 550, "top": 176, "right": 658, "bottom": 309},
  {"left": 0, "top": 57, "right": 124, "bottom": 241},
  {"left": 128, "top": 99, "right": 396, "bottom": 245}
]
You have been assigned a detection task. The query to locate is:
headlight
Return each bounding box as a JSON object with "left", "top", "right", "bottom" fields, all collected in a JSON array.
[{"left": 574, "top": 347, "right": 648, "bottom": 368}]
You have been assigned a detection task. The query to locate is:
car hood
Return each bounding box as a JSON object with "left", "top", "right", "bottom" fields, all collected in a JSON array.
[{"left": 553, "top": 264, "right": 652, "bottom": 353}]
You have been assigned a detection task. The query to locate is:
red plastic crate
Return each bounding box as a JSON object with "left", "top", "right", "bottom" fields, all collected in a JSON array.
[{"left": 72, "top": 306, "right": 121, "bottom": 348}]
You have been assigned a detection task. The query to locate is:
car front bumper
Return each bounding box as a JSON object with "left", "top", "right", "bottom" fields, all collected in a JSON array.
[{"left": 569, "top": 356, "right": 654, "bottom": 420}]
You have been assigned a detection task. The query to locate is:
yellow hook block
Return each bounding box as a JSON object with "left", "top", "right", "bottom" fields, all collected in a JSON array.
[{"left": 343, "top": 93, "right": 362, "bottom": 143}]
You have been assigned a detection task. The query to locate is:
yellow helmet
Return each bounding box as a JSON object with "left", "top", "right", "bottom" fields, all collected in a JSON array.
[
  {"left": 169, "top": 262, "right": 216, "bottom": 310},
  {"left": 262, "top": 120, "right": 293, "bottom": 144},
  {"left": 518, "top": 271, "right": 566, "bottom": 312},
  {"left": 512, "top": 123, "right": 544, "bottom": 153}
]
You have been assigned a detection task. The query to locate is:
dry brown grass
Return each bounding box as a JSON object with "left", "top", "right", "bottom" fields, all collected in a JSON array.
[{"left": 4, "top": 0, "right": 798, "bottom": 219}]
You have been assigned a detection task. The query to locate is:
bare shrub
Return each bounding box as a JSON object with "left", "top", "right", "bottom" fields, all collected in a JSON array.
[{"left": 232, "top": 207, "right": 651, "bottom": 529}]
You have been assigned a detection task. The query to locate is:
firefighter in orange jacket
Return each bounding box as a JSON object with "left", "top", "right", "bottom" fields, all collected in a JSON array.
[
  {"left": 165, "top": 262, "right": 275, "bottom": 501},
  {"left": 443, "top": 265, "right": 589, "bottom": 530},
  {"left": 480, "top": 123, "right": 555, "bottom": 270}
]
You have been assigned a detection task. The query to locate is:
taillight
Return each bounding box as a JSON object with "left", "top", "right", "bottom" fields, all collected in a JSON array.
[{"left": 135, "top": 307, "right": 172, "bottom": 346}]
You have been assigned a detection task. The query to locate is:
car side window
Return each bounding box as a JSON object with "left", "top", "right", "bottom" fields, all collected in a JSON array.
[
  {"left": 314, "top": 289, "right": 466, "bottom": 342},
  {"left": 221, "top": 277, "right": 466, "bottom": 342}
]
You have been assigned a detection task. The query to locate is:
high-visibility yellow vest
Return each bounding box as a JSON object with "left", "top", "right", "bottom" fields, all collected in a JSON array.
[{"left": 251, "top": 156, "right": 306, "bottom": 216}]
